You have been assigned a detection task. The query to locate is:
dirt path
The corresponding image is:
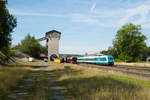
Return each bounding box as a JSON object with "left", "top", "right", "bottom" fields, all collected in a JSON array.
[
  {"left": 9, "top": 62, "right": 66, "bottom": 100},
  {"left": 45, "top": 63, "right": 66, "bottom": 100},
  {"left": 47, "top": 70, "right": 66, "bottom": 100},
  {"left": 9, "top": 72, "right": 38, "bottom": 100}
]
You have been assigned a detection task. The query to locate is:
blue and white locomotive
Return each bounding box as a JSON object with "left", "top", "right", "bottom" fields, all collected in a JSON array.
[{"left": 77, "top": 55, "right": 114, "bottom": 66}]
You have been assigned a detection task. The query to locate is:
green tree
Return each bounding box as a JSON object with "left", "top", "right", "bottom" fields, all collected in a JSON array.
[
  {"left": 100, "top": 47, "right": 117, "bottom": 57},
  {"left": 100, "top": 50, "right": 107, "bottom": 55},
  {"left": 0, "top": 0, "right": 17, "bottom": 50},
  {"left": 142, "top": 47, "right": 150, "bottom": 61},
  {"left": 19, "top": 34, "right": 42, "bottom": 58},
  {"left": 113, "top": 23, "right": 147, "bottom": 62},
  {"left": 146, "top": 47, "right": 150, "bottom": 55},
  {"left": 40, "top": 46, "right": 48, "bottom": 55},
  {"left": 85, "top": 53, "right": 88, "bottom": 56}
]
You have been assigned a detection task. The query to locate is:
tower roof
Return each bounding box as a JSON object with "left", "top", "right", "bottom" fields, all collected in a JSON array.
[{"left": 46, "top": 30, "right": 61, "bottom": 35}]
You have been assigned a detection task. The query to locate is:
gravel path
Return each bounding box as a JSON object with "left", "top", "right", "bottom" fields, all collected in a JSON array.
[
  {"left": 46, "top": 66, "right": 66, "bottom": 100},
  {"left": 9, "top": 72, "right": 37, "bottom": 100},
  {"left": 9, "top": 62, "right": 66, "bottom": 100}
]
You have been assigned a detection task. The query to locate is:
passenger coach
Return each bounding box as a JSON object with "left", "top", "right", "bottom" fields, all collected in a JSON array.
[{"left": 77, "top": 55, "right": 114, "bottom": 66}]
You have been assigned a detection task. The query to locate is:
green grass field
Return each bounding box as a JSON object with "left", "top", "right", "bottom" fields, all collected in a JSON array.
[
  {"left": 1, "top": 61, "right": 150, "bottom": 100},
  {"left": 115, "top": 62, "right": 150, "bottom": 67},
  {"left": 0, "top": 63, "right": 51, "bottom": 100},
  {"left": 50, "top": 63, "right": 150, "bottom": 100},
  {"left": 0, "top": 66, "right": 29, "bottom": 100},
  {"left": 18, "top": 71, "right": 51, "bottom": 100}
]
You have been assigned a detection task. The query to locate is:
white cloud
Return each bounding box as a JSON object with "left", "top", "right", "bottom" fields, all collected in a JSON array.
[
  {"left": 9, "top": 8, "right": 121, "bottom": 27},
  {"left": 60, "top": 45, "right": 103, "bottom": 54},
  {"left": 70, "top": 11, "right": 123, "bottom": 27},
  {"left": 71, "top": 13, "right": 99, "bottom": 24},
  {"left": 119, "top": 4, "right": 150, "bottom": 26},
  {"left": 9, "top": 2, "right": 150, "bottom": 28},
  {"left": 90, "top": 3, "right": 96, "bottom": 13},
  {"left": 9, "top": 8, "right": 65, "bottom": 17}
]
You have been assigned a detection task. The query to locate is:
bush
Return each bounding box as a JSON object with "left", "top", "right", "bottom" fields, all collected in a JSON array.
[
  {"left": 9, "top": 50, "right": 18, "bottom": 57},
  {"left": 19, "top": 34, "right": 42, "bottom": 58}
]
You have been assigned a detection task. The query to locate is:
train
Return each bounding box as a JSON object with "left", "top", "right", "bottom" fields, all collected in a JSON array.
[{"left": 77, "top": 55, "right": 114, "bottom": 66}]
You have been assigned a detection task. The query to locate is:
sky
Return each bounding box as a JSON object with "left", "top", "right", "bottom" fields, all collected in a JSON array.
[{"left": 7, "top": 0, "right": 150, "bottom": 54}]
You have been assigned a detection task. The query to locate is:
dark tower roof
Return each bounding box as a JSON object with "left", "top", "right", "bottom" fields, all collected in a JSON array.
[{"left": 46, "top": 30, "right": 61, "bottom": 36}]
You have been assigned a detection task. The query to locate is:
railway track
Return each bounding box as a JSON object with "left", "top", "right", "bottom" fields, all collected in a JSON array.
[
  {"left": 79, "top": 64, "right": 150, "bottom": 80},
  {"left": 114, "top": 65, "right": 150, "bottom": 71}
]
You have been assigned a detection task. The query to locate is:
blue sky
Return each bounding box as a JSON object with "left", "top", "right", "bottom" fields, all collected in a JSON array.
[{"left": 8, "top": 0, "right": 150, "bottom": 54}]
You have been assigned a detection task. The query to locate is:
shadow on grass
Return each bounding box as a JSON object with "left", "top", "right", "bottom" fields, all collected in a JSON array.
[
  {"left": 51, "top": 68, "right": 147, "bottom": 100},
  {"left": 5, "top": 64, "right": 48, "bottom": 68},
  {"left": 51, "top": 68, "right": 82, "bottom": 79},
  {"left": 7, "top": 70, "right": 51, "bottom": 100}
]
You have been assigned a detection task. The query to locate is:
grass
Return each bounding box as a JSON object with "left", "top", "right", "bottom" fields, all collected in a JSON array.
[
  {"left": 1, "top": 61, "right": 150, "bottom": 100},
  {"left": 115, "top": 62, "right": 150, "bottom": 67},
  {"left": 0, "top": 66, "right": 29, "bottom": 100},
  {"left": 50, "top": 62, "right": 150, "bottom": 100},
  {"left": 15, "top": 59, "right": 43, "bottom": 66},
  {"left": 23, "top": 71, "right": 51, "bottom": 100},
  {"left": 0, "top": 61, "right": 50, "bottom": 100}
]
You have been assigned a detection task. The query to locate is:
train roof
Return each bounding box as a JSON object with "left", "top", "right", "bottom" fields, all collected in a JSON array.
[{"left": 78, "top": 55, "right": 113, "bottom": 59}]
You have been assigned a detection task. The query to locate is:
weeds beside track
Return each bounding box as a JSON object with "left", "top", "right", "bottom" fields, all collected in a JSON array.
[
  {"left": 79, "top": 64, "right": 150, "bottom": 80},
  {"left": 50, "top": 62, "right": 150, "bottom": 100}
]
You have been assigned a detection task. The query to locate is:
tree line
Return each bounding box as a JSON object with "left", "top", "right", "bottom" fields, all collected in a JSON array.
[
  {"left": 0, "top": 0, "right": 17, "bottom": 61},
  {"left": 19, "top": 34, "right": 47, "bottom": 58},
  {"left": 0, "top": 0, "right": 47, "bottom": 60},
  {"left": 100, "top": 23, "right": 150, "bottom": 62}
]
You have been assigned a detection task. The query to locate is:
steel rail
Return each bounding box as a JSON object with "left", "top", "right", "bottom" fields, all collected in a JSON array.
[{"left": 79, "top": 64, "right": 150, "bottom": 79}]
